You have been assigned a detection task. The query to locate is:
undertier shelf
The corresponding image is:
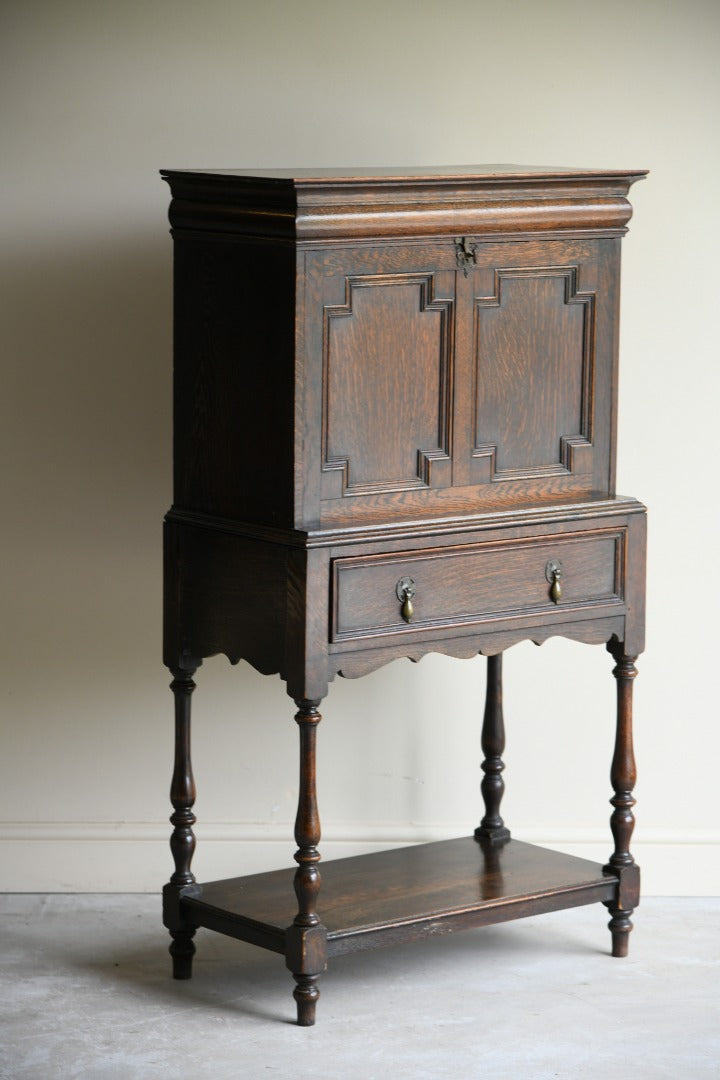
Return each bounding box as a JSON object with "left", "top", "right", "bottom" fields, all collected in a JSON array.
[{"left": 180, "top": 837, "right": 618, "bottom": 958}]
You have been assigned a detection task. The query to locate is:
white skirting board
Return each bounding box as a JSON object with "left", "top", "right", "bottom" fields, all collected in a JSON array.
[{"left": 1, "top": 822, "right": 718, "bottom": 895}]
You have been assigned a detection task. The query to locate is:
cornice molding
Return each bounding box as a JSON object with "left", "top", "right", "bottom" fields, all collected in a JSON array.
[{"left": 161, "top": 168, "right": 647, "bottom": 241}]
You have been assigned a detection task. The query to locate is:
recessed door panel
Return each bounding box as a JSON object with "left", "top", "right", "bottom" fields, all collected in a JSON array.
[
  {"left": 321, "top": 269, "right": 454, "bottom": 499},
  {"left": 452, "top": 235, "right": 621, "bottom": 511},
  {"left": 472, "top": 264, "right": 595, "bottom": 484}
]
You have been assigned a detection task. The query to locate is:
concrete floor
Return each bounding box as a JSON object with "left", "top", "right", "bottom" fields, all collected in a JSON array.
[{"left": 1, "top": 895, "right": 718, "bottom": 1080}]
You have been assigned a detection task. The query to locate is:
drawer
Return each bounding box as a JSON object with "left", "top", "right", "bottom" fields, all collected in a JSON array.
[{"left": 331, "top": 529, "right": 625, "bottom": 642}]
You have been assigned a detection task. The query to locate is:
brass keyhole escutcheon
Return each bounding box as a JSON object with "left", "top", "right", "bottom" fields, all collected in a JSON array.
[
  {"left": 545, "top": 560, "right": 563, "bottom": 604},
  {"left": 395, "top": 577, "right": 416, "bottom": 623}
]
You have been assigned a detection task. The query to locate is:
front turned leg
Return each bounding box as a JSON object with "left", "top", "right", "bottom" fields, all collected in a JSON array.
[
  {"left": 475, "top": 653, "right": 511, "bottom": 846},
  {"left": 603, "top": 647, "right": 640, "bottom": 958},
  {"left": 163, "top": 662, "right": 200, "bottom": 979},
  {"left": 285, "top": 700, "right": 328, "bottom": 1026}
]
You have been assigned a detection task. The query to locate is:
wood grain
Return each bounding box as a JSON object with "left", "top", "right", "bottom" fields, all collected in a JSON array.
[
  {"left": 162, "top": 166, "right": 647, "bottom": 1024},
  {"left": 475, "top": 654, "right": 511, "bottom": 845},
  {"left": 163, "top": 166, "right": 647, "bottom": 241},
  {"left": 332, "top": 528, "right": 622, "bottom": 640},
  {"left": 323, "top": 274, "right": 452, "bottom": 496},
  {"left": 474, "top": 270, "right": 589, "bottom": 474},
  {"left": 181, "top": 838, "right": 617, "bottom": 957}
]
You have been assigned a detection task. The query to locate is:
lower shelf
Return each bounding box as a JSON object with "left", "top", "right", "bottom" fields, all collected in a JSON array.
[{"left": 180, "top": 837, "right": 618, "bottom": 959}]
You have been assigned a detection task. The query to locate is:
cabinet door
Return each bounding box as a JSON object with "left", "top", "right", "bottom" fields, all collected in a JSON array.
[
  {"left": 461, "top": 238, "right": 619, "bottom": 506},
  {"left": 301, "top": 237, "right": 619, "bottom": 528},
  {"left": 302, "top": 243, "right": 458, "bottom": 525}
]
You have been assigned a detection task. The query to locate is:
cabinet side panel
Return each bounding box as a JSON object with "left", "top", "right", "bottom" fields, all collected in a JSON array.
[
  {"left": 598, "top": 239, "right": 621, "bottom": 497},
  {"left": 172, "top": 234, "right": 295, "bottom": 527},
  {"left": 163, "top": 520, "right": 288, "bottom": 676},
  {"left": 622, "top": 508, "right": 646, "bottom": 656}
]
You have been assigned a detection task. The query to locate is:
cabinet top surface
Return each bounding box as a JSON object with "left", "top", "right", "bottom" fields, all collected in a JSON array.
[{"left": 161, "top": 164, "right": 647, "bottom": 185}]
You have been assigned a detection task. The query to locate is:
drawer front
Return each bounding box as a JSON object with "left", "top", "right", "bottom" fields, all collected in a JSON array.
[{"left": 331, "top": 529, "right": 625, "bottom": 642}]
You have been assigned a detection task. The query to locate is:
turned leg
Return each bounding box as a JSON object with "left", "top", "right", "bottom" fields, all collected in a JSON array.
[
  {"left": 603, "top": 646, "right": 640, "bottom": 958},
  {"left": 162, "top": 661, "right": 200, "bottom": 979},
  {"left": 285, "top": 700, "right": 327, "bottom": 1027},
  {"left": 475, "top": 653, "right": 511, "bottom": 846}
]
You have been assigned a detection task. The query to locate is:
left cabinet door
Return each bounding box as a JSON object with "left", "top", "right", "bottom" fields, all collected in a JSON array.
[{"left": 300, "top": 242, "right": 459, "bottom": 526}]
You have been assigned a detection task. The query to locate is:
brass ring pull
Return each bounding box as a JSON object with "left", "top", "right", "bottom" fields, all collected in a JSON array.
[
  {"left": 545, "top": 560, "right": 563, "bottom": 604},
  {"left": 395, "top": 577, "right": 416, "bottom": 623}
]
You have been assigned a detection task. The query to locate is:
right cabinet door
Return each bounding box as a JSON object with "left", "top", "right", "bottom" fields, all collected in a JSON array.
[{"left": 459, "top": 238, "right": 620, "bottom": 506}]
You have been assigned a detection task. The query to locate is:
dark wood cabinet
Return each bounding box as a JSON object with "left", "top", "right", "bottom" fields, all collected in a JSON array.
[{"left": 161, "top": 165, "right": 647, "bottom": 1025}]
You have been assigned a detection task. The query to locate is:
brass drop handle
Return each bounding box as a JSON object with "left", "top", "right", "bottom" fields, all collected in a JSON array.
[
  {"left": 545, "top": 560, "right": 563, "bottom": 604},
  {"left": 395, "top": 577, "right": 416, "bottom": 623}
]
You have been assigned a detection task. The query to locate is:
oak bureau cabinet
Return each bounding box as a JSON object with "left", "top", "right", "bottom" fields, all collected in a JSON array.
[{"left": 160, "top": 166, "right": 647, "bottom": 1026}]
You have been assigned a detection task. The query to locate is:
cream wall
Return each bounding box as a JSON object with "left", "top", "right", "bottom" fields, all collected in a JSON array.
[{"left": 2, "top": 0, "right": 718, "bottom": 894}]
